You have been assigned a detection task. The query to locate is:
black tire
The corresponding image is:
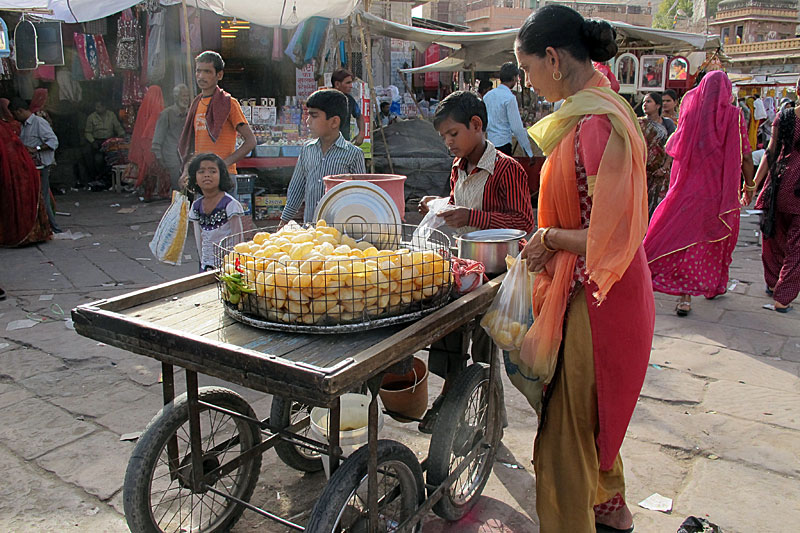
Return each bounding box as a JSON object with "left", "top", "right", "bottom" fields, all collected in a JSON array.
[
  {"left": 306, "top": 440, "right": 424, "bottom": 532},
  {"left": 427, "top": 363, "right": 502, "bottom": 521},
  {"left": 123, "top": 387, "right": 262, "bottom": 533},
  {"left": 269, "top": 395, "right": 324, "bottom": 473}
]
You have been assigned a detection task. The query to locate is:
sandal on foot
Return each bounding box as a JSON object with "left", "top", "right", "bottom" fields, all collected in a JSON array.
[
  {"left": 596, "top": 524, "right": 634, "bottom": 533},
  {"left": 763, "top": 303, "right": 791, "bottom": 313},
  {"left": 676, "top": 301, "right": 691, "bottom": 316},
  {"left": 766, "top": 286, "right": 774, "bottom": 296},
  {"left": 0, "top": 288, "right": 5, "bottom": 301}
]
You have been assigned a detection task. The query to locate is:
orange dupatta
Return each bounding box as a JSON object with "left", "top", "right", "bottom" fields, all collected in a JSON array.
[{"left": 522, "top": 71, "right": 648, "bottom": 383}]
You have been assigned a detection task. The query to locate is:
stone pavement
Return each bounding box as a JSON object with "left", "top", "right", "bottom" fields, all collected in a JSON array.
[{"left": 0, "top": 190, "right": 798, "bottom": 532}]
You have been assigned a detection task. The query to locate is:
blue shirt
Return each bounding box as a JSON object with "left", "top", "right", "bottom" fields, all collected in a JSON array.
[
  {"left": 483, "top": 84, "right": 533, "bottom": 157},
  {"left": 281, "top": 133, "right": 366, "bottom": 223},
  {"left": 19, "top": 114, "right": 59, "bottom": 167}
]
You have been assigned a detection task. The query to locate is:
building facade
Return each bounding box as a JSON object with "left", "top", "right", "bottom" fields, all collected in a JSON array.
[{"left": 709, "top": 0, "right": 798, "bottom": 44}]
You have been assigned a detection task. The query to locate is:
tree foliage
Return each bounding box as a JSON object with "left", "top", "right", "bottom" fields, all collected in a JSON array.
[{"left": 652, "top": 0, "right": 722, "bottom": 30}]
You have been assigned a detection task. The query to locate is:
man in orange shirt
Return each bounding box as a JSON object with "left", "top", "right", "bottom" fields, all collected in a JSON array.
[{"left": 178, "top": 51, "right": 256, "bottom": 185}]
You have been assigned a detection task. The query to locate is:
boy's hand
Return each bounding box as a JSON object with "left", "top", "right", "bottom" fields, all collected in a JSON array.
[
  {"left": 353, "top": 132, "right": 365, "bottom": 146},
  {"left": 178, "top": 171, "right": 189, "bottom": 190},
  {"left": 438, "top": 207, "right": 471, "bottom": 228},
  {"left": 418, "top": 195, "right": 440, "bottom": 215}
]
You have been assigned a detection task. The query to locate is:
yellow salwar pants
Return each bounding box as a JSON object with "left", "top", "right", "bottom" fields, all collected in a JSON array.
[{"left": 533, "top": 288, "right": 627, "bottom": 532}]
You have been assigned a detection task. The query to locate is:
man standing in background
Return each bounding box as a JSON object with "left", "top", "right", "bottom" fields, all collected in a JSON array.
[
  {"left": 84, "top": 101, "right": 125, "bottom": 185},
  {"left": 152, "top": 84, "right": 191, "bottom": 191},
  {"left": 9, "top": 97, "right": 62, "bottom": 233},
  {"left": 331, "top": 68, "right": 365, "bottom": 146},
  {"left": 483, "top": 62, "right": 534, "bottom": 157}
]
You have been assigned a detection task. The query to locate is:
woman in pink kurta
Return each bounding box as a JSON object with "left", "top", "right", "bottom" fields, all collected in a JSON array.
[{"left": 644, "top": 71, "right": 756, "bottom": 315}]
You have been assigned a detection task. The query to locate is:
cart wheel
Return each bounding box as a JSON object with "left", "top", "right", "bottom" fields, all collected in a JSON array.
[
  {"left": 123, "top": 387, "right": 262, "bottom": 533},
  {"left": 306, "top": 440, "right": 424, "bottom": 533},
  {"left": 269, "top": 396, "right": 324, "bottom": 472},
  {"left": 427, "top": 363, "right": 501, "bottom": 521}
]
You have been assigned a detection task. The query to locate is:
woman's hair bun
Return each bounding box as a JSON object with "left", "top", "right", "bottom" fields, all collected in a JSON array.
[{"left": 580, "top": 19, "right": 618, "bottom": 62}]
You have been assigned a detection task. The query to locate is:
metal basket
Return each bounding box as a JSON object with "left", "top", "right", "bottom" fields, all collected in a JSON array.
[{"left": 214, "top": 223, "right": 453, "bottom": 333}]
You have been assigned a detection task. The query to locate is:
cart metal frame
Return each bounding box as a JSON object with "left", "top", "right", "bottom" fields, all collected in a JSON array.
[{"left": 72, "top": 271, "right": 503, "bottom": 532}]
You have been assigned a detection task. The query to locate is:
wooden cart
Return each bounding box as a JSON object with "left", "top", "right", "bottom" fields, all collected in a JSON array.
[{"left": 72, "top": 271, "right": 504, "bottom": 532}]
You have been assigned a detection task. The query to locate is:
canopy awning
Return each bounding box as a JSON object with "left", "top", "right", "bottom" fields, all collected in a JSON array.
[
  {"left": 0, "top": 0, "right": 360, "bottom": 26},
  {"left": 349, "top": 10, "right": 722, "bottom": 74}
]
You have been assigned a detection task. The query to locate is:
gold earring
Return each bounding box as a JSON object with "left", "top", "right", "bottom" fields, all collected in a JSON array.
[{"left": 553, "top": 70, "right": 563, "bottom": 81}]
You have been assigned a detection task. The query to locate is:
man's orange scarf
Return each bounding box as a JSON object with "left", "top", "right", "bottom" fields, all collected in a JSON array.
[{"left": 522, "top": 71, "right": 648, "bottom": 383}]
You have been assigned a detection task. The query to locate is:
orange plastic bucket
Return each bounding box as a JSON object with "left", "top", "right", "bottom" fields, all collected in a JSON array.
[
  {"left": 379, "top": 356, "right": 428, "bottom": 422},
  {"left": 323, "top": 174, "right": 407, "bottom": 221}
]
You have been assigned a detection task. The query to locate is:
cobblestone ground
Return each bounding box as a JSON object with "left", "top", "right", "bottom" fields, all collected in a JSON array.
[{"left": 0, "top": 191, "right": 798, "bottom": 532}]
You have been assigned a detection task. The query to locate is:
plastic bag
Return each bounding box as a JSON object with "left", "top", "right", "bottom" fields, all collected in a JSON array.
[
  {"left": 149, "top": 190, "right": 190, "bottom": 265},
  {"left": 412, "top": 197, "right": 450, "bottom": 245},
  {"left": 480, "top": 253, "right": 532, "bottom": 351}
]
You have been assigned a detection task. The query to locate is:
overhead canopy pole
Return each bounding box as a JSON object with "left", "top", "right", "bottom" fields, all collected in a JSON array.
[{"left": 181, "top": 0, "right": 194, "bottom": 94}]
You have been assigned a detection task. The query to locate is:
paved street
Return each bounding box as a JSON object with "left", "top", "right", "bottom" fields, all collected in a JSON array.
[{"left": 0, "top": 190, "right": 798, "bottom": 532}]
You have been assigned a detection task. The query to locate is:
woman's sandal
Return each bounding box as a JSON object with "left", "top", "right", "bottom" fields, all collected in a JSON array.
[
  {"left": 762, "top": 303, "right": 791, "bottom": 313},
  {"left": 676, "top": 301, "right": 691, "bottom": 316},
  {"left": 596, "top": 523, "right": 634, "bottom": 533}
]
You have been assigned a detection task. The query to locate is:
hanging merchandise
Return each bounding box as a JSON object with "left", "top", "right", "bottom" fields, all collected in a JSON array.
[
  {"left": 272, "top": 27, "right": 283, "bottom": 61},
  {"left": 14, "top": 18, "right": 38, "bottom": 70},
  {"left": 73, "top": 33, "right": 113, "bottom": 80},
  {"left": 180, "top": 7, "right": 202, "bottom": 58},
  {"left": 116, "top": 8, "right": 140, "bottom": 70},
  {"left": 284, "top": 21, "right": 306, "bottom": 66},
  {"left": 0, "top": 17, "right": 10, "bottom": 59},
  {"left": 146, "top": 7, "right": 166, "bottom": 83},
  {"left": 122, "top": 71, "right": 146, "bottom": 106}
]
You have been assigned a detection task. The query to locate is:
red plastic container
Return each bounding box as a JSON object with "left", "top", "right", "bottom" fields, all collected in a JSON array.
[{"left": 323, "top": 174, "right": 407, "bottom": 221}]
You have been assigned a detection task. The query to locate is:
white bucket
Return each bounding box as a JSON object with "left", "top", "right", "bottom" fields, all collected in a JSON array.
[{"left": 310, "top": 393, "right": 384, "bottom": 479}]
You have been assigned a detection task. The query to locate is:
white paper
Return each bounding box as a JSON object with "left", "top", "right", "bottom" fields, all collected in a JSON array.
[
  {"left": 638, "top": 493, "right": 673, "bottom": 513},
  {"left": 39, "top": 294, "right": 54, "bottom": 301},
  {"left": 7, "top": 319, "right": 39, "bottom": 331},
  {"left": 0, "top": 342, "right": 10, "bottom": 350}
]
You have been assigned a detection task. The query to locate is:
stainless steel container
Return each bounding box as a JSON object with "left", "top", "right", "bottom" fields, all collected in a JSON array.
[{"left": 456, "top": 229, "right": 526, "bottom": 274}]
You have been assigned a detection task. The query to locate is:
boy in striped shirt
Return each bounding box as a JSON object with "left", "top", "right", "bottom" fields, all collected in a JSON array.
[
  {"left": 417, "top": 90, "right": 535, "bottom": 434},
  {"left": 419, "top": 90, "right": 535, "bottom": 235},
  {"left": 280, "top": 89, "right": 366, "bottom": 225}
]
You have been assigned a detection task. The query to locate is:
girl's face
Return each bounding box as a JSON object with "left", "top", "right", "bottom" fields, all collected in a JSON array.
[
  {"left": 662, "top": 95, "right": 676, "bottom": 113},
  {"left": 642, "top": 95, "right": 660, "bottom": 116},
  {"left": 196, "top": 160, "right": 221, "bottom": 193}
]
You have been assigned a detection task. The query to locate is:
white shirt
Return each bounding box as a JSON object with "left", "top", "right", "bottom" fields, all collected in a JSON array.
[
  {"left": 483, "top": 84, "right": 533, "bottom": 157},
  {"left": 753, "top": 98, "right": 767, "bottom": 121}
]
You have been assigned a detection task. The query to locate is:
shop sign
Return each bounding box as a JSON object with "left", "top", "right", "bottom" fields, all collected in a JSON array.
[{"left": 296, "top": 61, "right": 317, "bottom": 101}]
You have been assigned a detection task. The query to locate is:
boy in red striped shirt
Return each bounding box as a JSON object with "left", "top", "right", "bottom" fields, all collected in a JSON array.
[
  {"left": 417, "top": 91, "right": 535, "bottom": 434},
  {"left": 419, "top": 90, "right": 535, "bottom": 234}
]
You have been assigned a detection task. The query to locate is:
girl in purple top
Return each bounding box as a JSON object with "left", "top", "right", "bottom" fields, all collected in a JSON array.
[{"left": 187, "top": 153, "right": 244, "bottom": 271}]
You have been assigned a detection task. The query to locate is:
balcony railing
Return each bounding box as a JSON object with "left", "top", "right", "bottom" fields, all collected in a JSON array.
[{"left": 724, "top": 37, "right": 800, "bottom": 54}]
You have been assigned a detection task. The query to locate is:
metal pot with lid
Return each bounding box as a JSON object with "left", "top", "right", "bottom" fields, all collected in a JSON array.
[{"left": 456, "top": 229, "right": 526, "bottom": 275}]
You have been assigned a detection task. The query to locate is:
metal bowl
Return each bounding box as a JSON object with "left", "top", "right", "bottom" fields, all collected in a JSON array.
[{"left": 456, "top": 229, "right": 526, "bottom": 274}]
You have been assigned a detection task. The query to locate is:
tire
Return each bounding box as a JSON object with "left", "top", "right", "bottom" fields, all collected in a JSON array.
[
  {"left": 306, "top": 440, "right": 424, "bottom": 532},
  {"left": 427, "top": 363, "right": 502, "bottom": 521},
  {"left": 269, "top": 396, "right": 324, "bottom": 473},
  {"left": 123, "top": 387, "right": 262, "bottom": 533}
]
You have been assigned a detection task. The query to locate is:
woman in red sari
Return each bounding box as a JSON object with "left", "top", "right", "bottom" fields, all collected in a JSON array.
[
  {"left": 0, "top": 98, "right": 52, "bottom": 247},
  {"left": 129, "top": 86, "right": 170, "bottom": 201}
]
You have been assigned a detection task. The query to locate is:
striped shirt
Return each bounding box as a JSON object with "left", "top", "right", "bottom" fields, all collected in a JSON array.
[
  {"left": 281, "top": 133, "right": 366, "bottom": 223},
  {"left": 449, "top": 142, "right": 535, "bottom": 232}
]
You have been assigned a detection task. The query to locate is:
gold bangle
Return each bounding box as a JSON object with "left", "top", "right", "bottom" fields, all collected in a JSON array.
[
  {"left": 744, "top": 182, "right": 757, "bottom": 191},
  {"left": 541, "top": 227, "right": 558, "bottom": 253}
]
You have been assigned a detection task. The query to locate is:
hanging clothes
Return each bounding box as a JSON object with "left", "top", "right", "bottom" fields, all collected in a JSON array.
[
  {"left": 180, "top": 7, "right": 202, "bottom": 58},
  {"left": 122, "top": 71, "right": 146, "bottom": 106},
  {"left": 146, "top": 8, "right": 166, "bottom": 83},
  {"left": 116, "top": 8, "right": 140, "bottom": 70},
  {"left": 272, "top": 28, "right": 284, "bottom": 61}
]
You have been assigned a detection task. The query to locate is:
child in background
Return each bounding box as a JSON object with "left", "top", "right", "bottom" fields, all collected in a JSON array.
[
  {"left": 187, "top": 153, "right": 244, "bottom": 271},
  {"left": 280, "top": 89, "right": 365, "bottom": 225}
]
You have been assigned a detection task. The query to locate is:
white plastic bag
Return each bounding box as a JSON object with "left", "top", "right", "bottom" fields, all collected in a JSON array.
[
  {"left": 480, "top": 253, "right": 533, "bottom": 351},
  {"left": 412, "top": 197, "right": 450, "bottom": 245},
  {"left": 149, "top": 190, "right": 190, "bottom": 265}
]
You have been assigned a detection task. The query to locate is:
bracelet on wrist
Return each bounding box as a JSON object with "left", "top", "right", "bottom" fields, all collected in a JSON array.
[
  {"left": 541, "top": 227, "right": 557, "bottom": 253},
  {"left": 744, "top": 182, "right": 757, "bottom": 191}
]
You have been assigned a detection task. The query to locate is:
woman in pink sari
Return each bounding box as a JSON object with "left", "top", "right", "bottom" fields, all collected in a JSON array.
[{"left": 644, "top": 71, "right": 755, "bottom": 315}]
